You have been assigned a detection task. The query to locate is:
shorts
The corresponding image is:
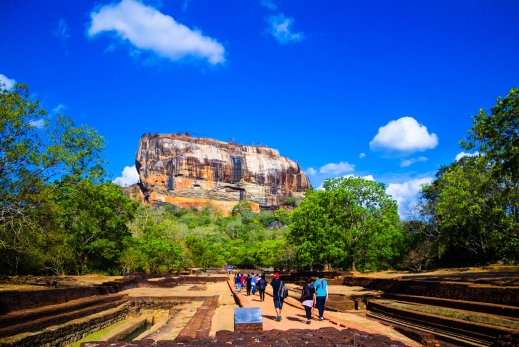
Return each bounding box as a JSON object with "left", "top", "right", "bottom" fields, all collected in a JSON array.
[{"left": 273, "top": 297, "right": 284, "bottom": 309}]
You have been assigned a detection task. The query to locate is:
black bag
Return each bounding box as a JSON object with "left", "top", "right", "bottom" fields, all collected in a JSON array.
[
  {"left": 257, "top": 278, "right": 266, "bottom": 290},
  {"left": 299, "top": 284, "right": 312, "bottom": 302},
  {"left": 279, "top": 281, "right": 289, "bottom": 299}
]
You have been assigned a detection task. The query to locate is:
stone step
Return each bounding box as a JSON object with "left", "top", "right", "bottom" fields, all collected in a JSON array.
[
  {"left": 382, "top": 293, "right": 519, "bottom": 320},
  {"left": 0, "top": 298, "right": 129, "bottom": 338},
  {"left": 0, "top": 293, "right": 127, "bottom": 330},
  {"left": 367, "top": 300, "right": 516, "bottom": 344}
]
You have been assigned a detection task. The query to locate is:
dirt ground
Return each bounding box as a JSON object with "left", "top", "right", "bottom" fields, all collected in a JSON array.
[
  {"left": 0, "top": 274, "right": 123, "bottom": 291},
  {"left": 355, "top": 265, "right": 519, "bottom": 286}
]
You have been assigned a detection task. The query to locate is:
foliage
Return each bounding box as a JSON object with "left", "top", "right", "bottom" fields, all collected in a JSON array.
[
  {"left": 231, "top": 200, "right": 253, "bottom": 216},
  {"left": 0, "top": 84, "right": 106, "bottom": 274},
  {"left": 56, "top": 181, "right": 138, "bottom": 274},
  {"left": 415, "top": 87, "right": 519, "bottom": 266},
  {"left": 399, "top": 220, "right": 434, "bottom": 272},
  {"left": 289, "top": 177, "right": 404, "bottom": 271},
  {"left": 461, "top": 87, "right": 519, "bottom": 181},
  {"left": 419, "top": 156, "right": 519, "bottom": 265},
  {"left": 284, "top": 197, "right": 297, "bottom": 207}
]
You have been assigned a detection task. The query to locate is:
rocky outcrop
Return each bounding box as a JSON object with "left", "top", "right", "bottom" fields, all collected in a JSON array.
[{"left": 135, "top": 134, "right": 311, "bottom": 215}]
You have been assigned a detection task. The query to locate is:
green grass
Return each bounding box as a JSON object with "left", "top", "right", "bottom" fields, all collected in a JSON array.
[
  {"left": 68, "top": 319, "right": 131, "bottom": 347},
  {"left": 379, "top": 300, "right": 519, "bottom": 330}
]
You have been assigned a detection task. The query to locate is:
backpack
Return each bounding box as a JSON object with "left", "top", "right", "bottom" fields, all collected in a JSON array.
[
  {"left": 257, "top": 278, "right": 266, "bottom": 290},
  {"left": 299, "top": 284, "right": 312, "bottom": 302},
  {"left": 278, "top": 281, "right": 289, "bottom": 299}
]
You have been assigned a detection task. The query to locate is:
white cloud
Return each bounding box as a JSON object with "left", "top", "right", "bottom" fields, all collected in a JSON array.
[
  {"left": 400, "top": 156, "right": 428, "bottom": 167},
  {"left": 113, "top": 165, "right": 140, "bottom": 187},
  {"left": 260, "top": 0, "right": 277, "bottom": 10},
  {"left": 344, "top": 174, "right": 375, "bottom": 181},
  {"left": 455, "top": 151, "right": 479, "bottom": 161},
  {"left": 359, "top": 153, "right": 366, "bottom": 159},
  {"left": 386, "top": 177, "right": 433, "bottom": 213},
  {"left": 88, "top": 0, "right": 225, "bottom": 65},
  {"left": 0, "top": 74, "right": 16, "bottom": 90},
  {"left": 53, "top": 18, "right": 71, "bottom": 47},
  {"left": 369, "top": 117, "right": 438, "bottom": 154},
  {"left": 52, "top": 104, "right": 67, "bottom": 113},
  {"left": 267, "top": 13, "right": 304, "bottom": 44},
  {"left": 305, "top": 167, "right": 316, "bottom": 176},
  {"left": 29, "top": 119, "right": 45, "bottom": 128},
  {"left": 319, "top": 161, "right": 355, "bottom": 175}
]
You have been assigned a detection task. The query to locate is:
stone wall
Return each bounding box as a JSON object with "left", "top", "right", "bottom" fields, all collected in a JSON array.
[
  {"left": 0, "top": 278, "right": 139, "bottom": 314},
  {"left": 343, "top": 277, "right": 519, "bottom": 306},
  {"left": 0, "top": 287, "right": 110, "bottom": 314},
  {"left": 0, "top": 303, "right": 130, "bottom": 347}
]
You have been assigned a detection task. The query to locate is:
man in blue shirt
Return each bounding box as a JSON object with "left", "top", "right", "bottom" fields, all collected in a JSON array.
[{"left": 314, "top": 272, "right": 328, "bottom": 321}]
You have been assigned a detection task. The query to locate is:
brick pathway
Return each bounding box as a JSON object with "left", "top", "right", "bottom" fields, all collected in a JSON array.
[{"left": 227, "top": 277, "right": 419, "bottom": 346}]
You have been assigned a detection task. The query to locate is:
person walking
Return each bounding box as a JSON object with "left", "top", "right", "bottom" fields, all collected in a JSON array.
[
  {"left": 314, "top": 273, "right": 329, "bottom": 321},
  {"left": 270, "top": 272, "right": 284, "bottom": 321},
  {"left": 257, "top": 274, "right": 267, "bottom": 302},
  {"left": 251, "top": 273, "right": 257, "bottom": 295},
  {"left": 235, "top": 273, "right": 242, "bottom": 293},
  {"left": 245, "top": 273, "right": 252, "bottom": 296},
  {"left": 300, "top": 278, "right": 316, "bottom": 324},
  {"left": 240, "top": 273, "right": 246, "bottom": 291}
]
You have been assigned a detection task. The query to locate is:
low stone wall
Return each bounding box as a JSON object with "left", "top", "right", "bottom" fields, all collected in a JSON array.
[
  {"left": 491, "top": 332, "right": 519, "bottom": 347},
  {"left": 0, "top": 303, "right": 131, "bottom": 347},
  {"left": 382, "top": 293, "right": 519, "bottom": 319},
  {"left": 0, "top": 287, "right": 110, "bottom": 314},
  {"left": 343, "top": 277, "right": 519, "bottom": 306},
  {"left": 81, "top": 326, "right": 410, "bottom": 346},
  {"left": 0, "top": 278, "right": 141, "bottom": 314},
  {"left": 367, "top": 301, "right": 516, "bottom": 344},
  {"left": 174, "top": 295, "right": 219, "bottom": 342}
]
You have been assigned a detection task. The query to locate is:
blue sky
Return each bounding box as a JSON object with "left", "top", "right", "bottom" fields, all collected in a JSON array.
[{"left": 2, "top": 0, "right": 518, "bottom": 214}]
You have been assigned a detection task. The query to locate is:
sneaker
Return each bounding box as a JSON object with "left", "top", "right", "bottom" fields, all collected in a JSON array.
[
  {"left": 319, "top": 317, "right": 324, "bottom": 321},
  {"left": 276, "top": 316, "right": 281, "bottom": 322},
  {"left": 306, "top": 320, "right": 311, "bottom": 324}
]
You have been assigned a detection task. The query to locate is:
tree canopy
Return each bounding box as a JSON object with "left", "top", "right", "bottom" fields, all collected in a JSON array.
[
  {"left": 289, "top": 177, "right": 404, "bottom": 272},
  {"left": 0, "top": 84, "right": 108, "bottom": 274},
  {"left": 417, "top": 87, "right": 519, "bottom": 266}
]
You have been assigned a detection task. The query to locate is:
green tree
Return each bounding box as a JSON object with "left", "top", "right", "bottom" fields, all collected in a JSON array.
[
  {"left": 420, "top": 156, "right": 518, "bottom": 264},
  {"left": 57, "top": 181, "right": 138, "bottom": 274},
  {"left": 289, "top": 177, "right": 403, "bottom": 272},
  {"left": 0, "top": 84, "right": 106, "bottom": 274},
  {"left": 460, "top": 87, "right": 519, "bottom": 242}
]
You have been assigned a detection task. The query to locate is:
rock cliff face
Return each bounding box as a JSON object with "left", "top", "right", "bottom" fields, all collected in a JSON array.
[{"left": 135, "top": 134, "right": 311, "bottom": 215}]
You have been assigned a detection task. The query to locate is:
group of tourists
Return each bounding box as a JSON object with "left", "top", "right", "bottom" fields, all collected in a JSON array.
[
  {"left": 233, "top": 271, "right": 329, "bottom": 324},
  {"left": 233, "top": 272, "right": 268, "bottom": 301}
]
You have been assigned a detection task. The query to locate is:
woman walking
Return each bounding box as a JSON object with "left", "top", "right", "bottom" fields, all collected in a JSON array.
[
  {"left": 300, "top": 278, "right": 316, "bottom": 324},
  {"left": 257, "top": 274, "right": 267, "bottom": 302}
]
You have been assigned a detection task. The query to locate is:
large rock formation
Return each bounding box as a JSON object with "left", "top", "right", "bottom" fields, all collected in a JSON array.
[{"left": 135, "top": 134, "right": 311, "bottom": 215}]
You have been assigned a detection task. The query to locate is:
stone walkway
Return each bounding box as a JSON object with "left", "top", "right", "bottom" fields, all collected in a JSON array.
[{"left": 227, "top": 277, "right": 420, "bottom": 346}]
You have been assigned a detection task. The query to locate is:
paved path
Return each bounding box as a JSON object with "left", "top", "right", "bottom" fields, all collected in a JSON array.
[
  {"left": 238, "top": 287, "right": 336, "bottom": 330},
  {"left": 227, "top": 277, "right": 420, "bottom": 346}
]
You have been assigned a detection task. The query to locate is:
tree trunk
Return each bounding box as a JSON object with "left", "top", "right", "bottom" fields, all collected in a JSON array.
[{"left": 351, "top": 259, "right": 356, "bottom": 272}]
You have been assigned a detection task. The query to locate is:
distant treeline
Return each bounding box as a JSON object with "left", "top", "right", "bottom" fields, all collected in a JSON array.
[{"left": 1, "top": 83, "right": 517, "bottom": 275}]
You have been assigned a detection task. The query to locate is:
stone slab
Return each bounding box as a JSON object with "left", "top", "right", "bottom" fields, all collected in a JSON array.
[
  {"left": 234, "top": 307, "right": 263, "bottom": 331},
  {"left": 234, "top": 307, "right": 262, "bottom": 324}
]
